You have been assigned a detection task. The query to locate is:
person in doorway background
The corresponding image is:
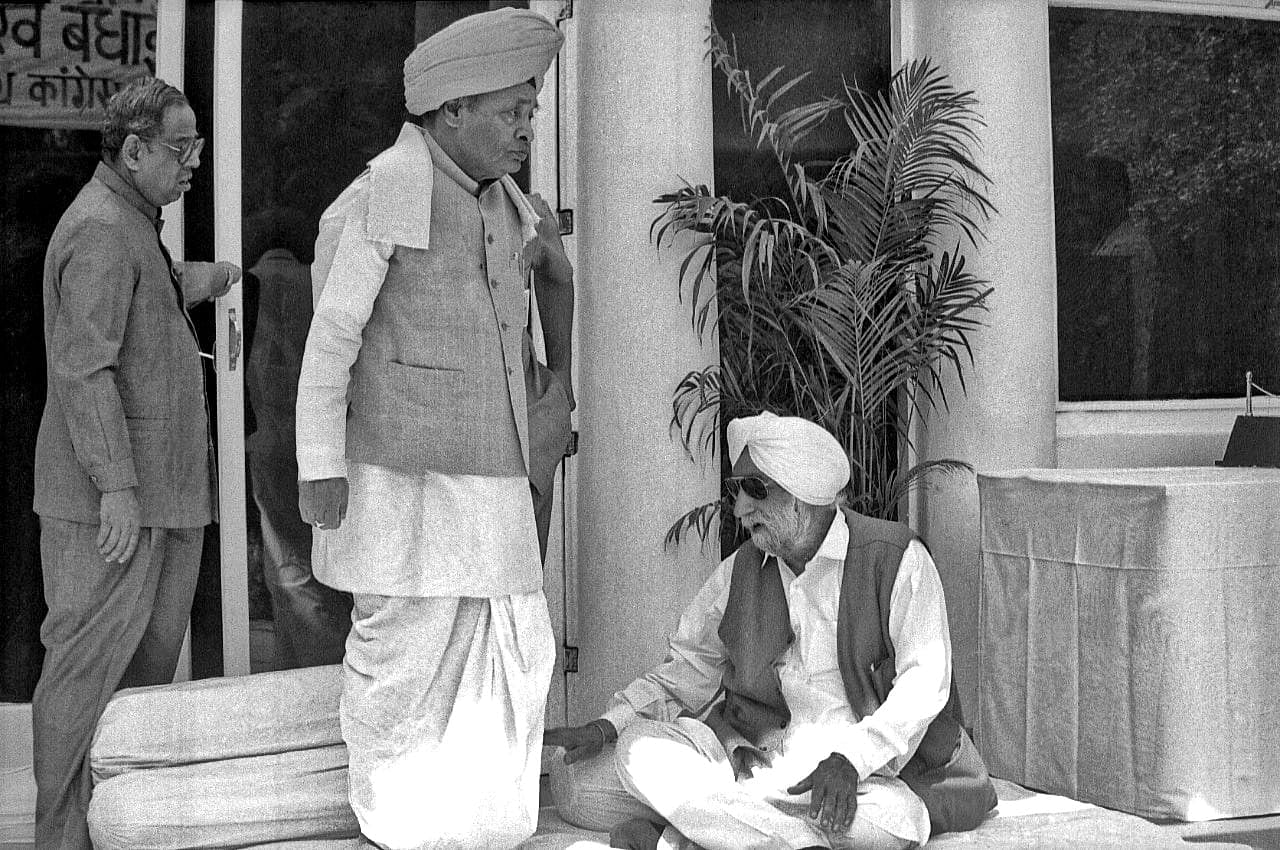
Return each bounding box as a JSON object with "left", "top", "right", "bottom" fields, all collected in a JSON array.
[
  {"left": 294, "top": 7, "right": 574, "bottom": 848},
  {"left": 31, "top": 76, "right": 239, "bottom": 850},
  {"left": 243, "top": 207, "right": 352, "bottom": 670},
  {"left": 546, "top": 412, "right": 997, "bottom": 850}
]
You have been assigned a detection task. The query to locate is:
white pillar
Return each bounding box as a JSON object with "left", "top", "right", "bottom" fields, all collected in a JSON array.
[
  {"left": 902, "top": 0, "right": 1059, "bottom": 719},
  {"left": 571, "top": 0, "right": 719, "bottom": 720}
]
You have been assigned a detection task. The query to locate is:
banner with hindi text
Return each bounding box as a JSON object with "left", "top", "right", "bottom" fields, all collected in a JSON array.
[{"left": 0, "top": 0, "right": 157, "bottom": 130}]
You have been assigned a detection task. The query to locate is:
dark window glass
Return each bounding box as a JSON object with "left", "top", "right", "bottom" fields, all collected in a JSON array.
[
  {"left": 0, "top": 127, "right": 98, "bottom": 700},
  {"left": 711, "top": 0, "right": 890, "bottom": 202},
  {"left": 708, "top": 0, "right": 889, "bottom": 541},
  {"left": 1051, "top": 8, "right": 1280, "bottom": 401},
  {"left": 183, "top": 0, "right": 223, "bottom": 679},
  {"left": 240, "top": 0, "right": 416, "bottom": 674},
  {"left": 238, "top": 1, "right": 525, "bottom": 672}
]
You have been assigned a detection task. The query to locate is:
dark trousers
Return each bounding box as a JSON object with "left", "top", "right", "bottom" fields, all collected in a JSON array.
[
  {"left": 526, "top": 360, "right": 572, "bottom": 564},
  {"left": 249, "top": 452, "right": 352, "bottom": 669},
  {"left": 32, "top": 518, "right": 202, "bottom": 850},
  {"left": 532, "top": 478, "right": 556, "bottom": 562}
]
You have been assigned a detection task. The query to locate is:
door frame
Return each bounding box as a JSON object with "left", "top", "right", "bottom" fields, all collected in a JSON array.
[{"left": 528, "top": 0, "right": 579, "bottom": 732}]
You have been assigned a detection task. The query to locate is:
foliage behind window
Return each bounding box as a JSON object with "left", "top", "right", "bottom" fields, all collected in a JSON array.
[{"left": 1051, "top": 8, "right": 1280, "bottom": 401}]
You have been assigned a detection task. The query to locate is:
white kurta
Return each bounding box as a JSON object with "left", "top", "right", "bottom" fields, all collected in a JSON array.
[
  {"left": 296, "top": 124, "right": 542, "bottom": 598},
  {"left": 597, "top": 511, "right": 952, "bottom": 845}
]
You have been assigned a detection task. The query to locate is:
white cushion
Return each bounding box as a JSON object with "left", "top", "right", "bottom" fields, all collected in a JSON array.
[{"left": 91, "top": 665, "right": 342, "bottom": 784}]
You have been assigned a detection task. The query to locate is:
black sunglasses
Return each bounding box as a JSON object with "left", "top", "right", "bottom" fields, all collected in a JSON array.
[{"left": 726, "top": 475, "right": 772, "bottom": 500}]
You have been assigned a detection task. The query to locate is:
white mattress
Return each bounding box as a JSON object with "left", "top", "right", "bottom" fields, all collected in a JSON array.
[
  {"left": 520, "top": 778, "right": 1251, "bottom": 850},
  {"left": 0, "top": 703, "right": 35, "bottom": 846}
]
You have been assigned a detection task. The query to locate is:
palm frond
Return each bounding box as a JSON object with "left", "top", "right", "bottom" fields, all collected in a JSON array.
[
  {"left": 827, "top": 58, "right": 995, "bottom": 263},
  {"left": 664, "top": 499, "right": 726, "bottom": 550},
  {"left": 651, "top": 46, "right": 994, "bottom": 539},
  {"left": 706, "top": 26, "right": 843, "bottom": 220},
  {"left": 670, "top": 366, "right": 723, "bottom": 463},
  {"left": 878, "top": 459, "right": 974, "bottom": 516}
]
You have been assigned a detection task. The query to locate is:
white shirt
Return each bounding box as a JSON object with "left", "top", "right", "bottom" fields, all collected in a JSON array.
[
  {"left": 296, "top": 124, "right": 541, "bottom": 598},
  {"left": 601, "top": 510, "right": 953, "bottom": 781}
]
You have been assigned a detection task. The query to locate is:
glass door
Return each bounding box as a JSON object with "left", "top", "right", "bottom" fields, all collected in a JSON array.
[
  {"left": 527, "top": 0, "right": 576, "bottom": 732},
  {"left": 228, "top": 1, "right": 575, "bottom": 697},
  {"left": 209, "top": 0, "right": 250, "bottom": 677},
  {"left": 234, "top": 0, "right": 420, "bottom": 675}
]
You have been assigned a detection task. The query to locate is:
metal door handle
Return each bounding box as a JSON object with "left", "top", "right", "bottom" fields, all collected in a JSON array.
[{"left": 228, "top": 308, "right": 242, "bottom": 371}]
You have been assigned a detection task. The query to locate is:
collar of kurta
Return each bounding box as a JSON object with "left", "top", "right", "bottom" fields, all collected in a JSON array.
[
  {"left": 366, "top": 122, "right": 540, "bottom": 250},
  {"left": 762, "top": 506, "right": 848, "bottom": 579},
  {"left": 805, "top": 507, "right": 850, "bottom": 569},
  {"left": 94, "top": 161, "right": 161, "bottom": 230}
]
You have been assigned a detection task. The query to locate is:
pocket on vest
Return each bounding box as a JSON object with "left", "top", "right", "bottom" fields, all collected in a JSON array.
[
  {"left": 387, "top": 360, "right": 467, "bottom": 406},
  {"left": 869, "top": 655, "right": 895, "bottom": 704}
]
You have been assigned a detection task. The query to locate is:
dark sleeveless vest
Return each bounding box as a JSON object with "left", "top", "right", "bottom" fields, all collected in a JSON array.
[
  {"left": 716, "top": 508, "right": 997, "bottom": 835},
  {"left": 344, "top": 165, "right": 530, "bottom": 478}
]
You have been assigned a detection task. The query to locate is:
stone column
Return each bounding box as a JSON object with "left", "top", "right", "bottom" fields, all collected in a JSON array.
[
  {"left": 570, "top": 0, "right": 720, "bottom": 719},
  {"left": 901, "top": 0, "right": 1059, "bottom": 718}
]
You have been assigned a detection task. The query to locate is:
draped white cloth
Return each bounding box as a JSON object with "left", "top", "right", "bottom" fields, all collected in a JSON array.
[{"left": 343, "top": 592, "right": 554, "bottom": 849}]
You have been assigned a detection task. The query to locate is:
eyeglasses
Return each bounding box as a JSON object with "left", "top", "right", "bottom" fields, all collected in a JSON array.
[
  {"left": 726, "top": 475, "right": 773, "bottom": 501},
  {"left": 149, "top": 135, "right": 204, "bottom": 165}
]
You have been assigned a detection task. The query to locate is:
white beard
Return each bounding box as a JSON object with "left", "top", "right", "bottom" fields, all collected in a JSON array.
[{"left": 748, "top": 503, "right": 805, "bottom": 560}]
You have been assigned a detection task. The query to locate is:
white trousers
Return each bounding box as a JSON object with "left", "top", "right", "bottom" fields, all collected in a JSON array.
[
  {"left": 553, "top": 717, "right": 923, "bottom": 850},
  {"left": 343, "top": 591, "right": 554, "bottom": 850}
]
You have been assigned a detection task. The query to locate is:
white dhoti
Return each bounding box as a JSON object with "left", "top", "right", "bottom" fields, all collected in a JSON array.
[
  {"left": 343, "top": 591, "right": 554, "bottom": 850},
  {"left": 554, "top": 717, "right": 925, "bottom": 850}
]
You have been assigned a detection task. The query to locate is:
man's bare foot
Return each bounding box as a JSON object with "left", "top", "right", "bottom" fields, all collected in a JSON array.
[{"left": 608, "top": 816, "right": 665, "bottom": 850}]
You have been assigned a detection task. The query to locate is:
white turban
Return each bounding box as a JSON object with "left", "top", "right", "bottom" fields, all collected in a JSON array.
[
  {"left": 726, "top": 411, "right": 850, "bottom": 506},
  {"left": 403, "top": 8, "right": 564, "bottom": 115}
]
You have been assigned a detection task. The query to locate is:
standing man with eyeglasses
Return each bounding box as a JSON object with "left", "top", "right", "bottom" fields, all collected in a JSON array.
[{"left": 31, "top": 76, "right": 239, "bottom": 850}]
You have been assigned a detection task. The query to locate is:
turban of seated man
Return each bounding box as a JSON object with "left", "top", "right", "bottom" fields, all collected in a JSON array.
[
  {"left": 403, "top": 6, "right": 565, "bottom": 115},
  {"left": 726, "top": 411, "right": 850, "bottom": 505}
]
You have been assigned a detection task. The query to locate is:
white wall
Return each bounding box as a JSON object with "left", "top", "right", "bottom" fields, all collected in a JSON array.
[
  {"left": 570, "top": 0, "right": 720, "bottom": 721},
  {"left": 902, "top": 0, "right": 1060, "bottom": 720},
  {"left": 1057, "top": 399, "right": 1280, "bottom": 468}
]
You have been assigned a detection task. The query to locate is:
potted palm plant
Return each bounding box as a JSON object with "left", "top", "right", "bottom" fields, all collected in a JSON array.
[{"left": 653, "top": 29, "right": 995, "bottom": 547}]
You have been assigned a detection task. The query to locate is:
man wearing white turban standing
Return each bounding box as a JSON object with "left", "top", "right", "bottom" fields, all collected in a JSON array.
[
  {"left": 545, "top": 412, "right": 996, "bottom": 850},
  {"left": 294, "top": 8, "right": 572, "bottom": 849}
]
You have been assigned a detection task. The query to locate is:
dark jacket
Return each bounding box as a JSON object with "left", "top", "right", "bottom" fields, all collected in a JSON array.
[{"left": 34, "top": 163, "right": 215, "bottom": 528}]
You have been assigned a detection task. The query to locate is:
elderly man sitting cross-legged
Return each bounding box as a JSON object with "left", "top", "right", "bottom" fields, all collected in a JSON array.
[{"left": 545, "top": 412, "right": 997, "bottom": 850}]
